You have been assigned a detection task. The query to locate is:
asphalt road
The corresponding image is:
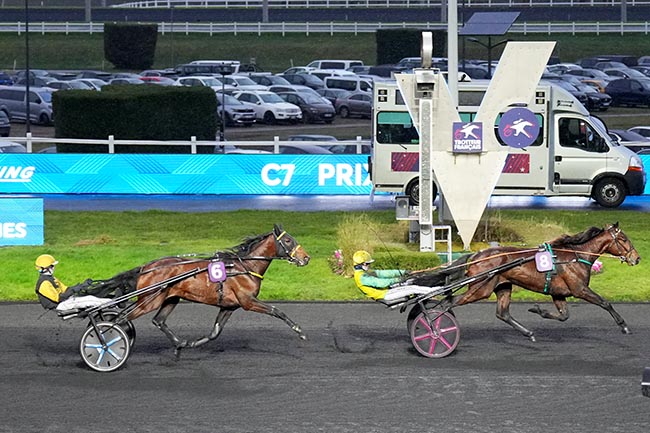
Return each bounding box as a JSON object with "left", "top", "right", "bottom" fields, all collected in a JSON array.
[{"left": 2, "top": 302, "right": 649, "bottom": 433}]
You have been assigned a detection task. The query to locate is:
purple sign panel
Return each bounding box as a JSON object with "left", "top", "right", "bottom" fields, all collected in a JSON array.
[
  {"left": 452, "top": 122, "right": 483, "bottom": 153},
  {"left": 498, "top": 108, "right": 540, "bottom": 149}
]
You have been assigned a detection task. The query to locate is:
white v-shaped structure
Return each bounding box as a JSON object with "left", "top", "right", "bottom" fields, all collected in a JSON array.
[{"left": 396, "top": 41, "right": 555, "bottom": 249}]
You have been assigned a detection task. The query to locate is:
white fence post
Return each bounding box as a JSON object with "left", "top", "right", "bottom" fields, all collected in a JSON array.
[{"left": 108, "top": 135, "right": 115, "bottom": 154}]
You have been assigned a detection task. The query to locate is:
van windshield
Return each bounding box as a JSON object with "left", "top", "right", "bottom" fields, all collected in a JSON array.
[{"left": 37, "top": 92, "right": 52, "bottom": 103}]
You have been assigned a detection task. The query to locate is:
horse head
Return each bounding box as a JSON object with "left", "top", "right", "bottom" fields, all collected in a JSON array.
[
  {"left": 273, "top": 224, "right": 310, "bottom": 266},
  {"left": 605, "top": 222, "right": 641, "bottom": 266}
]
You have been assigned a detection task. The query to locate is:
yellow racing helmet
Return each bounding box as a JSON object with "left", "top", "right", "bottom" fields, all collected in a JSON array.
[
  {"left": 35, "top": 254, "right": 58, "bottom": 270},
  {"left": 353, "top": 250, "right": 374, "bottom": 266}
]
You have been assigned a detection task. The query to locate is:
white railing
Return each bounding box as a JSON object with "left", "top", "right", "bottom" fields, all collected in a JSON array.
[
  {"left": 114, "top": 0, "right": 650, "bottom": 8},
  {"left": 3, "top": 21, "right": 650, "bottom": 35},
  {"left": 10, "top": 133, "right": 370, "bottom": 154}
]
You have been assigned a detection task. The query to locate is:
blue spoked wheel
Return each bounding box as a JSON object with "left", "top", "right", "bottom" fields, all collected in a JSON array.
[
  {"left": 80, "top": 321, "right": 131, "bottom": 372},
  {"left": 409, "top": 309, "right": 460, "bottom": 358}
]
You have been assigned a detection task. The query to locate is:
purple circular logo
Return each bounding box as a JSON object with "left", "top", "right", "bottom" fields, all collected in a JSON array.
[{"left": 498, "top": 108, "right": 540, "bottom": 149}]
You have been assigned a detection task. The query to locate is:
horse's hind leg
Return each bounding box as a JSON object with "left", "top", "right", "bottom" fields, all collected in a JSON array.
[
  {"left": 575, "top": 286, "right": 630, "bottom": 334},
  {"left": 239, "top": 296, "right": 306, "bottom": 340},
  {"left": 187, "top": 308, "right": 234, "bottom": 349},
  {"left": 495, "top": 284, "right": 536, "bottom": 341},
  {"left": 528, "top": 295, "right": 570, "bottom": 321},
  {"left": 151, "top": 297, "right": 188, "bottom": 354}
]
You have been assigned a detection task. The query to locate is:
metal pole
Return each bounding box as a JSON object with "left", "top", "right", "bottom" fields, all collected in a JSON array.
[
  {"left": 24, "top": 0, "right": 30, "bottom": 134},
  {"left": 219, "top": 80, "right": 225, "bottom": 142},
  {"left": 448, "top": 0, "right": 458, "bottom": 106}
]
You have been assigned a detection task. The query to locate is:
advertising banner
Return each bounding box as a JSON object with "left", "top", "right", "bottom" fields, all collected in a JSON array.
[
  {"left": 0, "top": 154, "right": 372, "bottom": 195},
  {"left": 0, "top": 198, "right": 43, "bottom": 246}
]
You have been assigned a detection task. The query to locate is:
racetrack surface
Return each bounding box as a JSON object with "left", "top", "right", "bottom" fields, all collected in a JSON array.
[{"left": 2, "top": 302, "right": 649, "bottom": 433}]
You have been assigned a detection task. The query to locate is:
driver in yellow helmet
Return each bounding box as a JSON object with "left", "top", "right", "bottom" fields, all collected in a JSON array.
[
  {"left": 353, "top": 250, "right": 407, "bottom": 300},
  {"left": 34, "top": 254, "right": 71, "bottom": 309},
  {"left": 34, "top": 254, "right": 104, "bottom": 311}
]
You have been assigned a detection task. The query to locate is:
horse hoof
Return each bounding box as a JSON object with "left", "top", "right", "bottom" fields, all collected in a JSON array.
[
  {"left": 299, "top": 334, "right": 307, "bottom": 341},
  {"left": 622, "top": 326, "right": 632, "bottom": 334},
  {"left": 528, "top": 305, "right": 542, "bottom": 315},
  {"left": 529, "top": 335, "right": 536, "bottom": 342}
]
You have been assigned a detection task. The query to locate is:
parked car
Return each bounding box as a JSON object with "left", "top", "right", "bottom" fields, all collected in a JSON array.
[
  {"left": 216, "top": 93, "right": 256, "bottom": 127},
  {"left": 277, "top": 92, "right": 335, "bottom": 123},
  {"left": 219, "top": 75, "right": 267, "bottom": 91},
  {"left": 281, "top": 66, "right": 316, "bottom": 75},
  {"left": 277, "top": 143, "right": 334, "bottom": 154},
  {"left": 247, "top": 74, "right": 291, "bottom": 87},
  {"left": 287, "top": 134, "right": 337, "bottom": 142},
  {"left": 0, "top": 72, "right": 13, "bottom": 86},
  {"left": 631, "top": 65, "right": 650, "bottom": 77},
  {"left": 565, "top": 68, "right": 611, "bottom": 81},
  {"left": 608, "top": 129, "right": 650, "bottom": 153},
  {"left": 581, "top": 79, "right": 609, "bottom": 93},
  {"left": 76, "top": 78, "right": 107, "bottom": 91},
  {"left": 0, "top": 111, "right": 10, "bottom": 136},
  {"left": 603, "top": 68, "right": 647, "bottom": 79},
  {"left": 605, "top": 78, "right": 650, "bottom": 107},
  {"left": 0, "top": 85, "right": 54, "bottom": 125},
  {"left": 46, "top": 80, "right": 93, "bottom": 91},
  {"left": 279, "top": 73, "right": 325, "bottom": 90},
  {"left": 316, "top": 88, "right": 351, "bottom": 106},
  {"left": 175, "top": 76, "right": 232, "bottom": 92},
  {"left": 334, "top": 91, "right": 372, "bottom": 118},
  {"left": 0, "top": 140, "right": 27, "bottom": 153},
  {"left": 76, "top": 70, "right": 113, "bottom": 81},
  {"left": 594, "top": 61, "right": 628, "bottom": 70},
  {"left": 289, "top": 134, "right": 372, "bottom": 154},
  {"left": 214, "top": 143, "right": 271, "bottom": 154},
  {"left": 627, "top": 126, "right": 650, "bottom": 140},
  {"left": 234, "top": 90, "right": 302, "bottom": 124},
  {"left": 575, "top": 83, "right": 612, "bottom": 111},
  {"left": 140, "top": 76, "right": 177, "bottom": 86},
  {"left": 108, "top": 78, "right": 144, "bottom": 85}
]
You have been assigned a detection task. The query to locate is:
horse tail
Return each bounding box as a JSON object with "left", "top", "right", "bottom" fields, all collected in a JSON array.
[
  {"left": 80, "top": 266, "right": 142, "bottom": 298},
  {"left": 405, "top": 253, "right": 473, "bottom": 287}
]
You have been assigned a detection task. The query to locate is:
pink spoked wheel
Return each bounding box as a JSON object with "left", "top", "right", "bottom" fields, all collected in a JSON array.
[{"left": 409, "top": 308, "right": 460, "bottom": 358}]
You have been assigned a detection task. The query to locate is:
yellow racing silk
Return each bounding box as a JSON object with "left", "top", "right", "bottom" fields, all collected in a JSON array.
[{"left": 354, "top": 268, "right": 404, "bottom": 300}]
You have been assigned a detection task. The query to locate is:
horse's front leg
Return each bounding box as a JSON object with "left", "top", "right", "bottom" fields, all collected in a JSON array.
[
  {"left": 574, "top": 286, "right": 630, "bottom": 334},
  {"left": 495, "top": 284, "right": 536, "bottom": 342},
  {"left": 239, "top": 296, "right": 306, "bottom": 340},
  {"left": 528, "top": 295, "right": 570, "bottom": 322},
  {"left": 187, "top": 308, "right": 234, "bottom": 349}
]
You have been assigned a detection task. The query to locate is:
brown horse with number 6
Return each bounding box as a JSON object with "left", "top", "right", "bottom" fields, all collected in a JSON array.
[{"left": 124, "top": 224, "right": 310, "bottom": 356}]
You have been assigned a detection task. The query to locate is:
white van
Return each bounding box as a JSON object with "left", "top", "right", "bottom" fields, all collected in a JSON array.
[
  {"left": 306, "top": 59, "right": 363, "bottom": 70},
  {"left": 370, "top": 80, "right": 646, "bottom": 208},
  {"left": 0, "top": 85, "right": 54, "bottom": 125},
  {"left": 324, "top": 76, "right": 373, "bottom": 93},
  {"left": 307, "top": 69, "right": 357, "bottom": 81}
]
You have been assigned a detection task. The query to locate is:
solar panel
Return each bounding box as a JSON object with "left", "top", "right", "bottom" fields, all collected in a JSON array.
[{"left": 460, "top": 12, "right": 520, "bottom": 36}]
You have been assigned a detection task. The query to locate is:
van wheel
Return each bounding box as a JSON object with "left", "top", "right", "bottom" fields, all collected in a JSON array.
[
  {"left": 405, "top": 178, "right": 438, "bottom": 206},
  {"left": 339, "top": 106, "right": 350, "bottom": 118},
  {"left": 263, "top": 111, "right": 276, "bottom": 125},
  {"left": 39, "top": 113, "right": 50, "bottom": 125},
  {"left": 592, "top": 177, "right": 626, "bottom": 208}
]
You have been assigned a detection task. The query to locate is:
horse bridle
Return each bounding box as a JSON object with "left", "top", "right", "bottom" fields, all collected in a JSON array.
[
  {"left": 274, "top": 230, "right": 303, "bottom": 264},
  {"left": 607, "top": 226, "right": 635, "bottom": 263}
]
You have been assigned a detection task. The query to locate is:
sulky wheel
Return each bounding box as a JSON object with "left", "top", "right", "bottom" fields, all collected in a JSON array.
[
  {"left": 91, "top": 310, "right": 136, "bottom": 347},
  {"left": 406, "top": 302, "right": 454, "bottom": 333},
  {"left": 409, "top": 309, "right": 460, "bottom": 358},
  {"left": 80, "top": 321, "right": 131, "bottom": 372}
]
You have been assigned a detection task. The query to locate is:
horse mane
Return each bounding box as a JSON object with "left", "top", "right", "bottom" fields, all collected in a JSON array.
[
  {"left": 219, "top": 231, "right": 272, "bottom": 259},
  {"left": 548, "top": 226, "right": 604, "bottom": 247}
]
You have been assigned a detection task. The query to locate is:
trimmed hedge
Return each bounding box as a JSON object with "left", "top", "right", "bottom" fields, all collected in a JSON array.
[
  {"left": 52, "top": 85, "right": 218, "bottom": 153},
  {"left": 104, "top": 22, "right": 158, "bottom": 70},
  {"left": 376, "top": 29, "right": 447, "bottom": 65}
]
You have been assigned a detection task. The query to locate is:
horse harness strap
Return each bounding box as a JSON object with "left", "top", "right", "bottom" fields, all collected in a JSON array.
[{"left": 541, "top": 243, "right": 557, "bottom": 294}]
